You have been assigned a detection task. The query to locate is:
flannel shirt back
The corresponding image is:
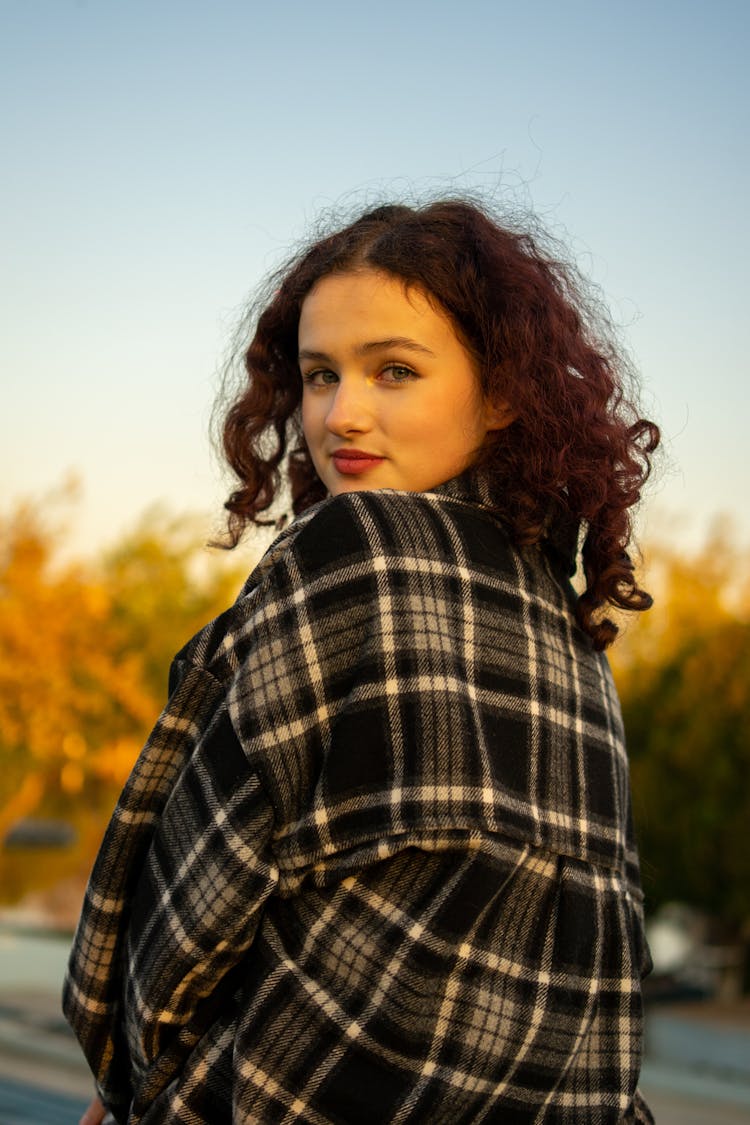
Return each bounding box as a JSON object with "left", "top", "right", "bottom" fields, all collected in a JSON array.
[{"left": 64, "top": 473, "right": 653, "bottom": 1123}]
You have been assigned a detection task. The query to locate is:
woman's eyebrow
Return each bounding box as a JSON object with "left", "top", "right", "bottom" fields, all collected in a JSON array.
[
  {"left": 299, "top": 337, "right": 437, "bottom": 362},
  {"left": 298, "top": 348, "right": 334, "bottom": 363},
  {"left": 358, "top": 336, "right": 436, "bottom": 357}
]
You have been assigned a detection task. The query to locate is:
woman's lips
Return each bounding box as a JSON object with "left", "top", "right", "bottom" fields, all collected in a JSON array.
[{"left": 331, "top": 451, "right": 385, "bottom": 475}]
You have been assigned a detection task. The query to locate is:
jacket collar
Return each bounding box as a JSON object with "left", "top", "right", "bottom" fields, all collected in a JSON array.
[{"left": 430, "top": 470, "right": 580, "bottom": 578}]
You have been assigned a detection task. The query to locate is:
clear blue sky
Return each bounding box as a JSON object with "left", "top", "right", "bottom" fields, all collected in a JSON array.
[{"left": 2, "top": 0, "right": 748, "bottom": 556}]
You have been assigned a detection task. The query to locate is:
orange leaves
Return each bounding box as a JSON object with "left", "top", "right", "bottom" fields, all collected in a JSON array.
[
  {"left": 610, "top": 523, "right": 750, "bottom": 930},
  {"left": 610, "top": 521, "right": 750, "bottom": 694},
  {"left": 0, "top": 492, "right": 248, "bottom": 860},
  {"left": 0, "top": 771, "right": 44, "bottom": 846}
]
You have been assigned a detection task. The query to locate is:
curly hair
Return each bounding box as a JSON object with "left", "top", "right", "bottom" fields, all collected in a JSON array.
[{"left": 217, "top": 199, "right": 659, "bottom": 650}]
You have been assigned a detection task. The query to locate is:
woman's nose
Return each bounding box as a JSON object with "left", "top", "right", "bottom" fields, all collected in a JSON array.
[{"left": 324, "top": 379, "right": 372, "bottom": 434}]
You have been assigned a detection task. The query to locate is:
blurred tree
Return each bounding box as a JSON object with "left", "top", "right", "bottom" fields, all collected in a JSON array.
[
  {"left": 0, "top": 488, "right": 247, "bottom": 906},
  {"left": 611, "top": 523, "right": 750, "bottom": 934},
  {"left": 99, "top": 506, "right": 249, "bottom": 731}
]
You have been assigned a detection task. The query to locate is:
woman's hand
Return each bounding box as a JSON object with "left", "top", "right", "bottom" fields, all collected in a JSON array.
[{"left": 80, "top": 1095, "right": 106, "bottom": 1125}]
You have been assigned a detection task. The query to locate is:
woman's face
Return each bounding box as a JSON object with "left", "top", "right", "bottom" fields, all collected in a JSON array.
[{"left": 298, "top": 269, "right": 510, "bottom": 496}]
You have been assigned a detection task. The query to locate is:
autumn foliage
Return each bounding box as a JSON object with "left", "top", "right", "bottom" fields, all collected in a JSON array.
[
  {"left": 610, "top": 522, "right": 750, "bottom": 933},
  {"left": 0, "top": 490, "right": 247, "bottom": 911}
]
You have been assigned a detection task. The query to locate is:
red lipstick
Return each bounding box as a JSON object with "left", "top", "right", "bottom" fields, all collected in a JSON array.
[{"left": 331, "top": 449, "right": 385, "bottom": 475}]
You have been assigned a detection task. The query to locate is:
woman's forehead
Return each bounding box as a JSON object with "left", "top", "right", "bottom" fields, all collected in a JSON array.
[{"left": 298, "top": 269, "right": 460, "bottom": 352}]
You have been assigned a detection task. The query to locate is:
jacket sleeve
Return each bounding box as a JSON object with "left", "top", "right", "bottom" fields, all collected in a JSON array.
[{"left": 63, "top": 669, "right": 280, "bottom": 1120}]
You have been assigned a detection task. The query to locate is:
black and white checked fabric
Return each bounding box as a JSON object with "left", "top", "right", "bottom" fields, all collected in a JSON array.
[{"left": 63, "top": 472, "right": 653, "bottom": 1123}]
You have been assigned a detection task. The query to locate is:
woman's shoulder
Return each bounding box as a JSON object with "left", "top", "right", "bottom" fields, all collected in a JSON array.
[
  {"left": 286, "top": 482, "right": 519, "bottom": 580},
  {"left": 173, "top": 479, "right": 578, "bottom": 686}
]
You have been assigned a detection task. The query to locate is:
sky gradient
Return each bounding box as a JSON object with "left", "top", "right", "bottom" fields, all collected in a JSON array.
[{"left": 2, "top": 0, "right": 748, "bottom": 557}]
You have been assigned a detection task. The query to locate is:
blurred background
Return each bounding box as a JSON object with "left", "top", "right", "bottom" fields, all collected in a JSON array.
[{"left": 1, "top": 0, "right": 749, "bottom": 1120}]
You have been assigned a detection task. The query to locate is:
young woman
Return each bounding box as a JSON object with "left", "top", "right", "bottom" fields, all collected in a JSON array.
[{"left": 65, "top": 200, "right": 659, "bottom": 1123}]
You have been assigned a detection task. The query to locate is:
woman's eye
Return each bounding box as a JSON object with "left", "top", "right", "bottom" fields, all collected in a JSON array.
[
  {"left": 381, "top": 364, "right": 417, "bottom": 383},
  {"left": 302, "top": 369, "right": 338, "bottom": 387}
]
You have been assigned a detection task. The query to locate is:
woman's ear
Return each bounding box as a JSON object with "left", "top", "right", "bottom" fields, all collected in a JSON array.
[{"left": 484, "top": 399, "right": 517, "bottom": 432}]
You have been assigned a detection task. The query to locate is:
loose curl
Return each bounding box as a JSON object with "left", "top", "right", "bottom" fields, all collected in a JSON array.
[{"left": 217, "top": 199, "right": 659, "bottom": 650}]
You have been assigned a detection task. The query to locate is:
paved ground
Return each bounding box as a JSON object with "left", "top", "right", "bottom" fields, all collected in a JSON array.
[
  {"left": 640, "top": 1062, "right": 750, "bottom": 1123},
  {"left": 642, "top": 1087, "right": 750, "bottom": 1124},
  {"left": 0, "top": 1074, "right": 88, "bottom": 1125},
  {"left": 0, "top": 995, "right": 92, "bottom": 1123}
]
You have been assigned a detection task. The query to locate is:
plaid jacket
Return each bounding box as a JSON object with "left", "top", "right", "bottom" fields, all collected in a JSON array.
[{"left": 64, "top": 471, "right": 653, "bottom": 1124}]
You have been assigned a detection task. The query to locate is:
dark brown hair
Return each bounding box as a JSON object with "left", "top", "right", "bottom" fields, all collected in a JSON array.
[{"left": 217, "top": 199, "right": 659, "bottom": 649}]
